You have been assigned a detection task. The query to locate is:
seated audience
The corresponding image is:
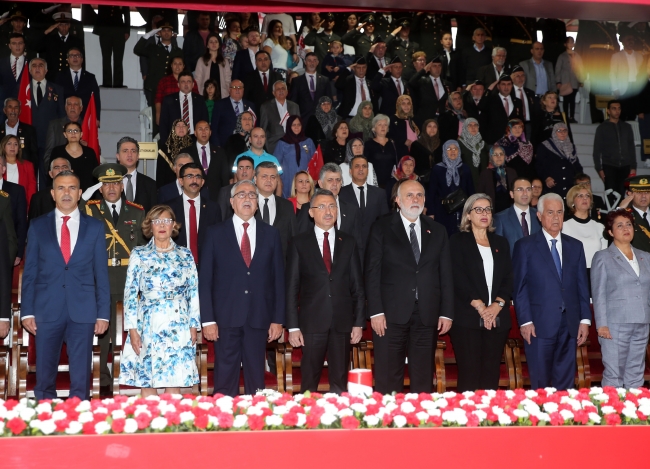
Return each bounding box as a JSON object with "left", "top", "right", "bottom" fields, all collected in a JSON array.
[
  {"left": 438, "top": 91, "right": 467, "bottom": 143},
  {"left": 159, "top": 71, "right": 209, "bottom": 145},
  {"left": 531, "top": 91, "right": 573, "bottom": 148},
  {"left": 385, "top": 155, "right": 419, "bottom": 206},
  {"left": 203, "top": 79, "right": 220, "bottom": 123},
  {"left": 341, "top": 138, "right": 378, "bottom": 186},
  {"left": 259, "top": 80, "right": 300, "bottom": 154},
  {"left": 224, "top": 111, "right": 254, "bottom": 169}
]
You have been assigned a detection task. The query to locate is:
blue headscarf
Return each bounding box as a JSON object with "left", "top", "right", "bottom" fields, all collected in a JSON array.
[{"left": 438, "top": 139, "right": 462, "bottom": 187}]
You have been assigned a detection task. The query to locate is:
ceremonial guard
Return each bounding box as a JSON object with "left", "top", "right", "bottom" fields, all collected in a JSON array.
[
  {"left": 37, "top": 12, "right": 84, "bottom": 80},
  {"left": 84, "top": 163, "right": 146, "bottom": 392},
  {"left": 342, "top": 14, "right": 377, "bottom": 58},
  {"left": 625, "top": 176, "right": 650, "bottom": 253}
]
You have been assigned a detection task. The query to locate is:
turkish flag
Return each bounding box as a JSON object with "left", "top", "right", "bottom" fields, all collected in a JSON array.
[
  {"left": 81, "top": 93, "right": 100, "bottom": 163},
  {"left": 17, "top": 65, "right": 31, "bottom": 125},
  {"left": 307, "top": 144, "right": 323, "bottom": 181}
]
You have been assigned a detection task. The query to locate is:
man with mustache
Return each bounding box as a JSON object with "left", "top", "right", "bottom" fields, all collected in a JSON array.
[
  {"left": 365, "top": 179, "right": 454, "bottom": 394},
  {"left": 1, "top": 98, "right": 39, "bottom": 179},
  {"left": 83, "top": 163, "right": 146, "bottom": 394}
]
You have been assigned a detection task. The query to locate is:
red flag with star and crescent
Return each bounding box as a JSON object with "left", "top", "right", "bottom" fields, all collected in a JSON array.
[{"left": 17, "top": 64, "right": 31, "bottom": 124}]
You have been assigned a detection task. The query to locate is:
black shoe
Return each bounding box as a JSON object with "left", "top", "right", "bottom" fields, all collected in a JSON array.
[{"left": 100, "top": 384, "right": 113, "bottom": 397}]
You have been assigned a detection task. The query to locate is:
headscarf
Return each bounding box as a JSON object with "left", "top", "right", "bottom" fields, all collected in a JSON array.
[
  {"left": 314, "top": 96, "right": 339, "bottom": 139},
  {"left": 503, "top": 119, "right": 533, "bottom": 164},
  {"left": 447, "top": 92, "right": 467, "bottom": 121},
  {"left": 345, "top": 138, "right": 364, "bottom": 164},
  {"left": 489, "top": 145, "right": 508, "bottom": 190},
  {"left": 392, "top": 155, "right": 417, "bottom": 181},
  {"left": 233, "top": 111, "right": 253, "bottom": 149},
  {"left": 280, "top": 115, "right": 307, "bottom": 166},
  {"left": 458, "top": 117, "right": 485, "bottom": 168},
  {"left": 164, "top": 119, "right": 194, "bottom": 158},
  {"left": 437, "top": 139, "right": 463, "bottom": 187},
  {"left": 419, "top": 119, "right": 441, "bottom": 153},
  {"left": 542, "top": 123, "right": 578, "bottom": 163},
  {"left": 349, "top": 101, "right": 374, "bottom": 141}
]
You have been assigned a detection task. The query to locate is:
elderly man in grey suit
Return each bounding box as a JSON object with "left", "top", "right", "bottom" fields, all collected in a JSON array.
[
  {"left": 591, "top": 209, "right": 650, "bottom": 389},
  {"left": 519, "top": 42, "right": 556, "bottom": 101},
  {"left": 259, "top": 80, "right": 300, "bottom": 155}
]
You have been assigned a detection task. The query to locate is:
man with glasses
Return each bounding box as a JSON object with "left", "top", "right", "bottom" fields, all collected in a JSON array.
[
  {"left": 54, "top": 47, "right": 101, "bottom": 124},
  {"left": 217, "top": 155, "right": 254, "bottom": 221},
  {"left": 494, "top": 177, "right": 542, "bottom": 256},
  {"left": 44, "top": 95, "right": 84, "bottom": 175},
  {"left": 84, "top": 163, "right": 145, "bottom": 394},
  {"left": 28, "top": 157, "right": 70, "bottom": 219},
  {"left": 199, "top": 179, "right": 285, "bottom": 397},
  {"left": 210, "top": 79, "right": 256, "bottom": 148}
]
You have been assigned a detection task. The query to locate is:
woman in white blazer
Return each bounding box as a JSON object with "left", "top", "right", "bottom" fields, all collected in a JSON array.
[
  {"left": 194, "top": 33, "right": 232, "bottom": 99},
  {"left": 591, "top": 209, "right": 650, "bottom": 389}
]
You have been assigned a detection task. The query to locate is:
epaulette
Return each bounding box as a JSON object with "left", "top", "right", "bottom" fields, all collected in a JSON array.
[
  {"left": 126, "top": 200, "right": 144, "bottom": 210},
  {"left": 86, "top": 199, "right": 102, "bottom": 205},
  {"left": 0, "top": 191, "right": 7, "bottom": 198}
]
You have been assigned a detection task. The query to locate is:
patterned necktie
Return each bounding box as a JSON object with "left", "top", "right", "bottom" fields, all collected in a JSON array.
[
  {"left": 74, "top": 71, "right": 79, "bottom": 91},
  {"left": 309, "top": 75, "right": 315, "bottom": 100},
  {"left": 234, "top": 101, "right": 240, "bottom": 116},
  {"left": 241, "top": 222, "right": 251, "bottom": 267},
  {"left": 503, "top": 97, "right": 509, "bottom": 115},
  {"left": 111, "top": 204, "right": 118, "bottom": 225},
  {"left": 201, "top": 145, "right": 208, "bottom": 173},
  {"left": 409, "top": 223, "right": 420, "bottom": 264},
  {"left": 322, "top": 231, "right": 332, "bottom": 273},
  {"left": 11, "top": 57, "right": 17, "bottom": 80},
  {"left": 124, "top": 174, "right": 134, "bottom": 202},
  {"left": 182, "top": 94, "right": 189, "bottom": 127},
  {"left": 61, "top": 216, "right": 71, "bottom": 263},
  {"left": 36, "top": 81, "right": 43, "bottom": 106},
  {"left": 519, "top": 88, "right": 527, "bottom": 120},
  {"left": 434, "top": 78, "right": 440, "bottom": 100},
  {"left": 521, "top": 212, "right": 529, "bottom": 236},
  {"left": 358, "top": 186, "right": 365, "bottom": 210},
  {"left": 262, "top": 198, "right": 270, "bottom": 224},
  {"left": 262, "top": 72, "right": 268, "bottom": 93},
  {"left": 551, "top": 239, "right": 562, "bottom": 279},
  {"left": 360, "top": 78, "right": 367, "bottom": 101},
  {"left": 188, "top": 199, "right": 198, "bottom": 263},
  {"left": 396, "top": 79, "right": 401, "bottom": 95}
]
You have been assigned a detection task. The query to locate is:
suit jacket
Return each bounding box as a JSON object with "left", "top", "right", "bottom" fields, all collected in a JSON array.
[
  {"left": 242, "top": 69, "right": 283, "bottom": 113},
  {"left": 449, "top": 231, "right": 513, "bottom": 330},
  {"left": 0, "top": 221, "right": 11, "bottom": 320},
  {"left": 159, "top": 92, "right": 209, "bottom": 144},
  {"left": 28, "top": 188, "right": 55, "bottom": 221},
  {"left": 336, "top": 72, "right": 376, "bottom": 118},
  {"left": 217, "top": 183, "right": 235, "bottom": 221},
  {"left": 338, "top": 183, "right": 389, "bottom": 256},
  {"left": 133, "top": 171, "right": 157, "bottom": 214},
  {"left": 259, "top": 99, "right": 301, "bottom": 155},
  {"left": 2, "top": 180, "right": 27, "bottom": 259},
  {"left": 365, "top": 212, "right": 454, "bottom": 326},
  {"left": 180, "top": 143, "right": 232, "bottom": 202},
  {"left": 510, "top": 86, "right": 536, "bottom": 123},
  {"left": 231, "top": 48, "right": 256, "bottom": 82},
  {"left": 0, "top": 122, "right": 38, "bottom": 177},
  {"left": 21, "top": 210, "right": 110, "bottom": 323},
  {"left": 54, "top": 68, "right": 101, "bottom": 120},
  {"left": 370, "top": 72, "right": 410, "bottom": 116},
  {"left": 484, "top": 93, "right": 524, "bottom": 144},
  {"left": 463, "top": 90, "right": 489, "bottom": 130},
  {"left": 37, "top": 32, "right": 85, "bottom": 80},
  {"left": 255, "top": 195, "right": 296, "bottom": 258},
  {"left": 31, "top": 82, "right": 66, "bottom": 153},
  {"left": 365, "top": 54, "right": 392, "bottom": 82},
  {"left": 288, "top": 73, "right": 331, "bottom": 122},
  {"left": 0, "top": 58, "right": 26, "bottom": 104},
  {"left": 592, "top": 244, "right": 650, "bottom": 328},
  {"left": 167, "top": 194, "right": 222, "bottom": 262},
  {"left": 285, "top": 228, "right": 365, "bottom": 333},
  {"left": 296, "top": 196, "right": 359, "bottom": 244},
  {"left": 439, "top": 48, "right": 460, "bottom": 90},
  {"left": 198, "top": 218, "right": 285, "bottom": 328},
  {"left": 519, "top": 58, "right": 557, "bottom": 95},
  {"left": 512, "top": 230, "right": 591, "bottom": 338},
  {"left": 209, "top": 97, "right": 256, "bottom": 147},
  {"left": 610, "top": 50, "right": 644, "bottom": 96},
  {"left": 476, "top": 63, "right": 511, "bottom": 87},
  {"left": 408, "top": 70, "right": 451, "bottom": 127},
  {"left": 494, "top": 206, "right": 541, "bottom": 255}
]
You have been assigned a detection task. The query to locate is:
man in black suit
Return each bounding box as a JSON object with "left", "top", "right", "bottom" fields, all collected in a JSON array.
[
  {"left": 231, "top": 29, "right": 262, "bottom": 82},
  {"left": 180, "top": 120, "right": 231, "bottom": 201},
  {"left": 339, "top": 155, "right": 389, "bottom": 264},
  {"left": 217, "top": 155, "right": 254, "bottom": 221},
  {"left": 54, "top": 46, "right": 101, "bottom": 122},
  {"left": 336, "top": 57, "right": 376, "bottom": 119},
  {"left": 167, "top": 162, "right": 222, "bottom": 267},
  {"left": 510, "top": 65, "right": 535, "bottom": 139},
  {"left": 115, "top": 137, "right": 157, "bottom": 214},
  {"left": 0, "top": 154, "right": 27, "bottom": 265},
  {"left": 36, "top": 12, "right": 84, "bottom": 80},
  {"left": 242, "top": 51, "right": 283, "bottom": 114},
  {"left": 484, "top": 75, "right": 524, "bottom": 144},
  {"left": 159, "top": 71, "right": 209, "bottom": 144},
  {"left": 0, "top": 33, "right": 27, "bottom": 105},
  {"left": 1, "top": 98, "right": 38, "bottom": 177},
  {"left": 286, "top": 188, "right": 365, "bottom": 393},
  {"left": 44, "top": 95, "right": 83, "bottom": 175},
  {"left": 408, "top": 56, "right": 450, "bottom": 127},
  {"left": 289, "top": 52, "right": 331, "bottom": 123},
  {"left": 365, "top": 36, "right": 391, "bottom": 81},
  {"left": 254, "top": 161, "right": 296, "bottom": 258},
  {"left": 28, "top": 157, "right": 70, "bottom": 220},
  {"left": 92, "top": 6, "right": 130, "bottom": 88},
  {"left": 370, "top": 56, "right": 409, "bottom": 116},
  {"left": 365, "top": 179, "right": 454, "bottom": 394},
  {"left": 209, "top": 79, "right": 256, "bottom": 147},
  {"left": 463, "top": 81, "right": 489, "bottom": 131},
  {"left": 476, "top": 47, "right": 510, "bottom": 89}
]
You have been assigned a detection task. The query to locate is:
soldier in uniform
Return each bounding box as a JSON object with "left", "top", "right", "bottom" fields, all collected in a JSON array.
[
  {"left": 93, "top": 6, "right": 130, "bottom": 89},
  {"left": 386, "top": 18, "right": 419, "bottom": 74},
  {"left": 455, "top": 15, "right": 495, "bottom": 53},
  {"left": 303, "top": 13, "right": 341, "bottom": 65},
  {"left": 411, "top": 12, "right": 452, "bottom": 63},
  {"left": 620, "top": 176, "right": 650, "bottom": 253},
  {"left": 37, "top": 11, "right": 84, "bottom": 81},
  {"left": 342, "top": 13, "right": 377, "bottom": 58},
  {"left": 374, "top": 12, "right": 400, "bottom": 40},
  {"left": 84, "top": 163, "right": 146, "bottom": 392},
  {"left": 0, "top": 10, "right": 36, "bottom": 59},
  {"left": 493, "top": 16, "right": 537, "bottom": 66}
]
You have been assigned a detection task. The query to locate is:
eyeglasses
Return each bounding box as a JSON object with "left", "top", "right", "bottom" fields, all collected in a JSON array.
[
  {"left": 67, "top": 54, "right": 82, "bottom": 58},
  {"left": 65, "top": 129, "right": 80, "bottom": 134},
  {"left": 52, "top": 165, "right": 70, "bottom": 171},
  {"left": 233, "top": 191, "right": 258, "bottom": 199},
  {"left": 151, "top": 218, "right": 174, "bottom": 225},
  {"left": 311, "top": 203, "right": 337, "bottom": 211},
  {"left": 230, "top": 86, "right": 244, "bottom": 89},
  {"left": 556, "top": 129, "right": 569, "bottom": 134},
  {"left": 182, "top": 174, "right": 203, "bottom": 180},
  {"left": 102, "top": 182, "right": 122, "bottom": 187},
  {"left": 470, "top": 206, "right": 493, "bottom": 214},
  {"left": 575, "top": 193, "right": 591, "bottom": 199},
  {"left": 513, "top": 187, "right": 532, "bottom": 193}
]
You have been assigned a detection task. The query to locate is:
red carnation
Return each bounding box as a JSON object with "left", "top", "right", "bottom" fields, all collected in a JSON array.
[
  {"left": 282, "top": 412, "right": 298, "bottom": 427},
  {"left": 37, "top": 412, "right": 52, "bottom": 421},
  {"left": 300, "top": 397, "right": 316, "bottom": 408},
  {"left": 165, "top": 412, "right": 181, "bottom": 426},
  {"left": 248, "top": 414, "right": 264, "bottom": 430},
  {"left": 55, "top": 419, "right": 70, "bottom": 433},
  {"left": 382, "top": 414, "right": 393, "bottom": 426},
  {"left": 605, "top": 414, "right": 621, "bottom": 426},
  {"left": 305, "top": 413, "right": 320, "bottom": 429},
  {"left": 637, "top": 411, "right": 648, "bottom": 421},
  {"left": 135, "top": 413, "right": 151, "bottom": 430},
  {"left": 341, "top": 416, "right": 360, "bottom": 429},
  {"left": 550, "top": 412, "right": 565, "bottom": 426},
  {"left": 82, "top": 421, "right": 96, "bottom": 435},
  {"left": 194, "top": 414, "right": 209, "bottom": 430},
  {"left": 7, "top": 417, "right": 26, "bottom": 435},
  {"left": 111, "top": 418, "right": 126, "bottom": 434},
  {"left": 428, "top": 415, "right": 443, "bottom": 426},
  {"left": 4, "top": 400, "right": 18, "bottom": 410},
  {"left": 529, "top": 414, "right": 539, "bottom": 426},
  {"left": 218, "top": 413, "right": 234, "bottom": 429},
  {"left": 406, "top": 413, "right": 420, "bottom": 426},
  {"left": 309, "top": 405, "right": 325, "bottom": 418},
  {"left": 466, "top": 413, "right": 480, "bottom": 427}
]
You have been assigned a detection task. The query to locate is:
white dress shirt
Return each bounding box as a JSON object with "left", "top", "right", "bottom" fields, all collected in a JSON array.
[
  {"left": 625, "top": 51, "right": 639, "bottom": 82},
  {"left": 258, "top": 70, "right": 270, "bottom": 85},
  {"left": 183, "top": 193, "right": 202, "bottom": 243},
  {"left": 493, "top": 64, "right": 505, "bottom": 81},
  {"left": 352, "top": 182, "right": 368, "bottom": 207},
  {"left": 5, "top": 120, "right": 18, "bottom": 136},
  {"left": 335, "top": 196, "right": 342, "bottom": 229},
  {"left": 275, "top": 99, "right": 289, "bottom": 131},
  {"left": 429, "top": 76, "right": 444, "bottom": 98},
  {"left": 258, "top": 193, "right": 277, "bottom": 225},
  {"left": 55, "top": 207, "right": 80, "bottom": 253},
  {"left": 108, "top": 198, "right": 123, "bottom": 217},
  {"left": 125, "top": 170, "right": 138, "bottom": 199},
  {"left": 247, "top": 47, "right": 258, "bottom": 68},
  {"left": 5, "top": 163, "right": 18, "bottom": 184},
  {"left": 69, "top": 67, "right": 82, "bottom": 82},
  {"left": 179, "top": 91, "right": 195, "bottom": 134},
  {"left": 10, "top": 55, "right": 25, "bottom": 81},
  {"left": 513, "top": 205, "right": 532, "bottom": 231},
  {"left": 196, "top": 141, "right": 212, "bottom": 168},
  {"left": 32, "top": 79, "right": 47, "bottom": 105},
  {"left": 233, "top": 213, "right": 257, "bottom": 257},
  {"left": 513, "top": 85, "right": 530, "bottom": 121},
  {"left": 617, "top": 247, "right": 639, "bottom": 276},
  {"left": 350, "top": 77, "right": 370, "bottom": 116},
  {"left": 633, "top": 206, "right": 649, "bottom": 220},
  {"left": 499, "top": 93, "right": 514, "bottom": 116},
  {"left": 305, "top": 72, "right": 317, "bottom": 92},
  {"left": 478, "top": 244, "right": 494, "bottom": 300}
]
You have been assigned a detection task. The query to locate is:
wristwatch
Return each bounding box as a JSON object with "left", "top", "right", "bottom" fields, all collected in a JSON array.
[{"left": 495, "top": 300, "right": 505, "bottom": 308}]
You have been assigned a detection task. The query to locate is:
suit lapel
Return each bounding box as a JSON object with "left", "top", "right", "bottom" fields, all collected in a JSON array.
[
  {"left": 331, "top": 229, "right": 344, "bottom": 273},
  {"left": 309, "top": 230, "right": 330, "bottom": 274},
  {"left": 610, "top": 244, "right": 639, "bottom": 278},
  {"left": 419, "top": 215, "right": 432, "bottom": 259},
  {"left": 69, "top": 213, "right": 88, "bottom": 264},
  {"left": 390, "top": 213, "right": 417, "bottom": 266},
  {"left": 47, "top": 211, "right": 66, "bottom": 265},
  {"left": 535, "top": 230, "right": 561, "bottom": 282},
  {"left": 228, "top": 218, "right": 249, "bottom": 267}
]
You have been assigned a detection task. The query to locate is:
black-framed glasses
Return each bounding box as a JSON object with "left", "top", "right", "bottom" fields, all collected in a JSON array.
[
  {"left": 470, "top": 206, "right": 493, "bottom": 214},
  {"left": 233, "top": 191, "right": 257, "bottom": 199},
  {"left": 182, "top": 174, "right": 203, "bottom": 180}
]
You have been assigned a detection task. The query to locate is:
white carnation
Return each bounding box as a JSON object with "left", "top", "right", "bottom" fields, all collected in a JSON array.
[
  {"left": 75, "top": 401, "right": 91, "bottom": 412},
  {"left": 150, "top": 416, "right": 168, "bottom": 430},
  {"left": 180, "top": 411, "right": 195, "bottom": 424},
  {"left": 350, "top": 403, "right": 367, "bottom": 413},
  {"left": 393, "top": 415, "right": 407, "bottom": 428},
  {"left": 265, "top": 415, "right": 282, "bottom": 427},
  {"left": 498, "top": 413, "right": 512, "bottom": 425},
  {"left": 35, "top": 403, "right": 52, "bottom": 414},
  {"left": 320, "top": 413, "right": 337, "bottom": 426},
  {"left": 65, "top": 421, "right": 82, "bottom": 435},
  {"left": 19, "top": 408, "right": 36, "bottom": 421},
  {"left": 400, "top": 402, "right": 416, "bottom": 414},
  {"left": 588, "top": 412, "right": 601, "bottom": 424},
  {"left": 95, "top": 421, "right": 111, "bottom": 434},
  {"left": 363, "top": 415, "right": 380, "bottom": 427},
  {"left": 233, "top": 414, "right": 248, "bottom": 429},
  {"left": 111, "top": 410, "right": 126, "bottom": 420},
  {"left": 543, "top": 402, "right": 558, "bottom": 413},
  {"left": 51, "top": 410, "right": 67, "bottom": 421},
  {"left": 78, "top": 412, "right": 94, "bottom": 423},
  {"left": 559, "top": 409, "right": 574, "bottom": 421},
  {"left": 600, "top": 406, "right": 616, "bottom": 414}
]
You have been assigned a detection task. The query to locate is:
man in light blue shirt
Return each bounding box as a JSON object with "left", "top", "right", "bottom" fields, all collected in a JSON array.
[
  {"left": 233, "top": 127, "right": 284, "bottom": 195},
  {"left": 519, "top": 42, "right": 556, "bottom": 101}
]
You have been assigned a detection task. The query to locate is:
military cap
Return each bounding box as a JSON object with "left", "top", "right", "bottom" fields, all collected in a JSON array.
[
  {"left": 473, "top": 80, "right": 486, "bottom": 87},
  {"left": 93, "top": 163, "right": 128, "bottom": 183},
  {"left": 361, "top": 14, "right": 376, "bottom": 24},
  {"left": 626, "top": 176, "right": 650, "bottom": 192},
  {"left": 159, "top": 21, "right": 175, "bottom": 31},
  {"left": 372, "top": 36, "right": 386, "bottom": 45},
  {"left": 9, "top": 11, "right": 27, "bottom": 22},
  {"left": 429, "top": 55, "right": 442, "bottom": 64},
  {"left": 389, "top": 56, "right": 403, "bottom": 65},
  {"left": 53, "top": 12, "right": 72, "bottom": 23},
  {"left": 498, "top": 74, "right": 513, "bottom": 83},
  {"left": 353, "top": 56, "right": 367, "bottom": 66},
  {"left": 324, "top": 13, "right": 336, "bottom": 22},
  {"left": 510, "top": 65, "right": 525, "bottom": 75},
  {"left": 397, "top": 18, "right": 411, "bottom": 28}
]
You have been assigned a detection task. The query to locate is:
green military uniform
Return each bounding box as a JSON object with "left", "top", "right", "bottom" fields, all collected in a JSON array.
[
  {"left": 626, "top": 176, "right": 650, "bottom": 253},
  {"left": 304, "top": 15, "right": 341, "bottom": 65},
  {"left": 84, "top": 164, "right": 146, "bottom": 389},
  {"left": 0, "top": 192, "right": 17, "bottom": 262},
  {"left": 342, "top": 14, "right": 377, "bottom": 58},
  {"left": 386, "top": 19, "right": 419, "bottom": 72}
]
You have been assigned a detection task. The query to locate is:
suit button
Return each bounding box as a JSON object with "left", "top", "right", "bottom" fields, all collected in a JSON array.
[
  {"left": 247, "top": 272, "right": 250, "bottom": 275},
  {"left": 245, "top": 290, "right": 248, "bottom": 294},
  {"left": 412, "top": 288, "right": 415, "bottom": 292},
  {"left": 416, "top": 271, "right": 419, "bottom": 274},
  {"left": 562, "top": 167, "right": 566, "bottom": 170},
  {"left": 63, "top": 285, "right": 66, "bottom": 288},
  {"left": 175, "top": 310, "right": 178, "bottom": 313},
  {"left": 329, "top": 278, "right": 333, "bottom": 281},
  {"left": 65, "top": 267, "right": 68, "bottom": 270},
  {"left": 328, "top": 294, "right": 331, "bottom": 297}
]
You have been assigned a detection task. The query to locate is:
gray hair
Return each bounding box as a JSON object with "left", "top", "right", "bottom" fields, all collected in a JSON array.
[
  {"left": 52, "top": 169, "right": 80, "bottom": 186},
  {"left": 3, "top": 98, "right": 19, "bottom": 108},
  {"left": 319, "top": 162, "right": 342, "bottom": 181},
  {"left": 473, "top": 28, "right": 486, "bottom": 37},
  {"left": 50, "top": 157, "right": 70, "bottom": 171},
  {"left": 272, "top": 80, "right": 287, "bottom": 91},
  {"left": 492, "top": 47, "right": 507, "bottom": 57},
  {"left": 310, "top": 188, "right": 335, "bottom": 207},
  {"left": 116, "top": 136, "right": 139, "bottom": 154},
  {"left": 29, "top": 57, "right": 47, "bottom": 70},
  {"left": 537, "top": 193, "right": 564, "bottom": 214},
  {"left": 371, "top": 114, "right": 390, "bottom": 132},
  {"left": 174, "top": 152, "right": 193, "bottom": 164},
  {"left": 255, "top": 161, "right": 278, "bottom": 175},
  {"left": 230, "top": 179, "right": 259, "bottom": 198},
  {"left": 459, "top": 193, "right": 495, "bottom": 233},
  {"left": 65, "top": 96, "right": 83, "bottom": 108},
  {"left": 396, "top": 179, "right": 425, "bottom": 198}
]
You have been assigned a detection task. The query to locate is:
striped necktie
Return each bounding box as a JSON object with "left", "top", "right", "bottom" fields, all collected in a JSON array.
[{"left": 182, "top": 94, "right": 189, "bottom": 127}]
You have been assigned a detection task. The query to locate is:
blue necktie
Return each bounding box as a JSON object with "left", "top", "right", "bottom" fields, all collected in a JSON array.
[
  {"left": 551, "top": 239, "right": 562, "bottom": 279},
  {"left": 73, "top": 71, "right": 79, "bottom": 91}
]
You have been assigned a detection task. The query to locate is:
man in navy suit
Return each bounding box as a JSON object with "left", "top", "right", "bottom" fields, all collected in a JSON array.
[
  {"left": 159, "top": 71, "right": 209, "bottom": 144},
  {"left": 513, "top": 193, "right": 591, "bottom": 391},
  {"left": 21, "top": 171, "right": 110, "bottom": 400},
  {"left": 0, "top": 33, "right": 28, "bottom": 105},
  {"left": 494, "top": 177, "right": 541, "bottom": 255},
  {"left": 209, "top": 79, "right": 255, "bottom": 147},
  {"left": 167, "top": 162, "right": 221, "bottom": 267},
  {"left": 54, "top": 46, "right": 101, "bottom": 122},
  {"left": 231, "top": 29, "right": 262, "bottom": 81},
  {"left": 199, "top": 179, "right": 285, "bottom": 396},
  {"left": 288, "top": 52, "right": 331, "bottom": 122}
]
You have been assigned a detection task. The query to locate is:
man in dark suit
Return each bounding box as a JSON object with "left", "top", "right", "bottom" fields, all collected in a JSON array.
[
  {"left": 459, "top": 28, "right": 492, "bottom": 87},
  {"left": 36, "top": 13, "right": 85, "bottom": 80},
  {"left": 513, "top": 193, "right": 591, "bottom": 390},
  {"left": 510, "top": 65, "right": 535, "bottom": 138},
  {"left": 494, "top": 177, "right": 541, "bottom": 255},
  {"left": 370, "top": 56, "right": 410, "bottom": 116},
  {"left": 217, "top": 155, "right": 254, "bottom": 221},
  {"left": 231, "top": 29, "right": 262, "bottom": 82},
  {"left": 199, "top": 179, "right": 285, "bottom": 397},
  {"left": 1, "top": 98, "right": 39, "bottom": 177},
  {"left": 0, "top": 154, "right": 27, "bottom": 265},
  {"left": 53, "top": 46, "right": 101, "bottom": 122},
  {"left": 408, "top": 56, "right": 450, "bottom": 127},
  {"left": 167, "top": 162, "right": 222, "bottom": 266},
  {"left": 339, "top": 155, "right": 389, "bottom": 264},
  {"left": 159, "top": 71, "right": 209, "bottom": 144},
  {"left": 288, "top": 52, "right": 331, "bottom": 123},
  {"left": 462, "top": 81, "right": 489, "bottom": 131},
  {"left": 29, "top": 157, "right": 69, "bottom": 220},
  {"left": 0, "top": 209, "right": 16, "bottom": 338},
  {"left": 115, "top": 137, "right": 157, "bottom": 214},
  {"left": 243, "top": 51, "right": 282, "bottom": 114},
  {"left": 21, "top": 171, "right": 110, "bottom": 400},
  {"left": 286, "top": 188, "right": 365, "bottom": 393},
  {"left": 484, "top": 75, "right": 524, "bottom": 144},
  {"left": 365, "top": 37, "right": 391, "bottom": 82},
  {"left": 0, "top": 33, "right": 27, "bottom": 105},
  {"left": 92, "top": 5, "right": 130, "bottom": 88},
  {"left": 44, "top": 95, "right": 83, "bottom": 175},
  {"left": 365, "top": 179, "right": 453, "bottom": 394},
  {"left": 259, "top": 81, "right": 300, "bottom": 155},
  {"left": 254, "top": 161, "right": 296, "bottom": 258},
  {"left": 476, "top": 47, "right": 510, "bottom": 89},
  {"left": 210, "top": 79, "right": 256, "bottom": 147},
  {"left": 157, "top": 153, "right": 195, "bottom": 203},
  {"left": 336, "top": 57, "right": 376, "bottom": 119}
]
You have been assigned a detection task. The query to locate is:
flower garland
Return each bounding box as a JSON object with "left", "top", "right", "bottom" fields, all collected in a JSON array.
[{"left": 2, "top": 387, "right": 650, "bottom": 436}]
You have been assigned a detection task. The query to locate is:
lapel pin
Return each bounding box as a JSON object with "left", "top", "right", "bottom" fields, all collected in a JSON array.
[
  {"left": 496, "top": 249, "right": 499, "bottom": 252},
  {"left": 426, "top": 230, "right": 431, "bottom": 234},
  {"left": 338, "top": 237, "right": 342, "bottom": 241}
]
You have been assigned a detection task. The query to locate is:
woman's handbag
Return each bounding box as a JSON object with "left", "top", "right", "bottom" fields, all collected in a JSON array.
[{"left": 441, "top": 188, "right": 467, "bottom": 214}]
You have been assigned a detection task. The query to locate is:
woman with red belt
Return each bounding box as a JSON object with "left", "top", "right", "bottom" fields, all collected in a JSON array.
[{"left": 1, "top": 135, "right": 36, "bottom": 210}]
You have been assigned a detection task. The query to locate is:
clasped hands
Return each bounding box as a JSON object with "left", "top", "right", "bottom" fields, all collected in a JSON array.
[
  {"left": 472, "top": 299, "right": 500, "bottom": 330},
  {"left": 289, "top": 327, "right": 363, "bottom": 348}
]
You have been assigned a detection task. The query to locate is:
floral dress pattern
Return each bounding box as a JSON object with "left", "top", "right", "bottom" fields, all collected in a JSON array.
[{"left": 119, "top": 239, "right": 200, "bottom": 388}]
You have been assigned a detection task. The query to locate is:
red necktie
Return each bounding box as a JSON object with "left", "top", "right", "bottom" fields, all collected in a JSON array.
[
  {"left": 519, "top": 88, "right": 527, "bottom": 120},
  {"left": 61, "top": 216, "right": 71, "bottom": 263},
  {"left": 360, "top": 78, "right": 367, "bottom": 101},
  {"left": 396, "top": 79, "right": 401, "bottom": 95},
  {"left": 503, "top": 97, "right": 509, "bottom": 116},
  {"left": 182, "top": 94, "right": 189, "bottom": 128},
  {"left": 241, "top": 222, "right": 252, "bottom": 267},
  {"left": 11, "top": 58, "right": 17, "bottom": 80},
  {"left": 322, "top": 231, "right": 332, "bottom": 273},
  {"left": 434, "top": 78, "right": 440, "bottom": 100},
  {"left": 188, "top": 199, "right": 198, "bottom": 263},
  {"left": 263, "top": 72, "right": 268, "bottom": 93}
]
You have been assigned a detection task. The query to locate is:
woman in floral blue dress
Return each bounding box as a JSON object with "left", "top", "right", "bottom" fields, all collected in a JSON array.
[{"left": 119, "top": 205, "right": 200, "bottom": 395}]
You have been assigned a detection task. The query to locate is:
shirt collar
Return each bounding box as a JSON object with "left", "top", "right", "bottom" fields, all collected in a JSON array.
[
  {"left": 5, "top": 120, "right": 18, "bottom": 129},
  {"left": 182, "top": 192, "right": 201, "bottom": 203},
  {"left": 55, "top": 207, "right": 80, "bottom": 221},
  {"left": 633, "top": 206, "right": 649, "bottom": 218},
  {"left": 314, "top": 225, "right": 335, "bottom": 238},
  {"left": 513, "top": 205, "right": 530, "bottom": 218},
  {"left": 542, "top": 228, "right": 561, "bottom": 242},
  {"left": 106, "top": 198, "right": 122, "bottom": 213},
  {"left": 233, "top": 213, "right": 256, "bottom": 228},
  {"left": 400, "top": 212, "right": 421, "bottom": 230}
]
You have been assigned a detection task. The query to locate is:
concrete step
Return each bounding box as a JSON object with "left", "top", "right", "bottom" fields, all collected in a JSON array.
[
  {"left": 99, "top": 88, "right": 143, "bottom": 111},
  {"left": 99, "top": 110, "right": 140, "bottom": 134}
]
